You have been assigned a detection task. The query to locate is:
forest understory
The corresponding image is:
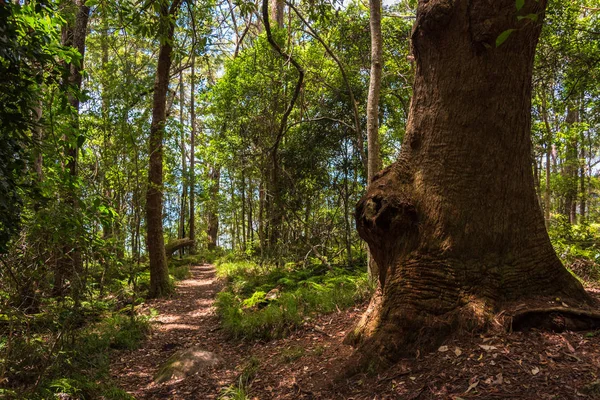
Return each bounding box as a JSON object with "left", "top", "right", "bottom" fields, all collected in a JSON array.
[
  {"left": 109, "top": 262, "right": 600, "bottom": 400},
  {"left": 3, "top": 0, "right": 600, "bottom": 398}
]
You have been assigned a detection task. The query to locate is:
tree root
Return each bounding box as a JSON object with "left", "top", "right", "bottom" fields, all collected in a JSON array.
[{"left": 511, "top": 307, "right": 600, "bottom": 332}]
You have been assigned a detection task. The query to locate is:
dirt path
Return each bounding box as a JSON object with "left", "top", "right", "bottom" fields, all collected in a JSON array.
[
  {"left": 110, "top": 264, "right": 600, "bottom": 399},
  {"left": 110, "top": 264, "right": 248, "bottom": 399}
]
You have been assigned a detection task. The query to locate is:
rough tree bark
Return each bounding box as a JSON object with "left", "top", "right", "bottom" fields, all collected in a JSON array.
[
  {"left": 146, "top": 0, "right": 182, "bottom": 298},
  {"left": 348, "top": 0, "right": 590, "bottom": 367}
]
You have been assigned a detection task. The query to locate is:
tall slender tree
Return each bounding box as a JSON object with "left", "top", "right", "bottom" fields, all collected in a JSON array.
[
  {"left": 189, "top": 54, "right": 196, "bottom": 248},
  {"left": 147, "top": 0, "right": 182, "bottom": 298},
  {"left": 55, "top": 0, "right": 90, "bottom": 299},
  {"left": 366, "top": 0, "right": 383, "bottom": 279}
]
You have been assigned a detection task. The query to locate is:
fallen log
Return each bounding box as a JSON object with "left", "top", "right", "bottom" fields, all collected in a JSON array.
[{"left": 165, "top": 238, "right": 195, "bottom": 257}]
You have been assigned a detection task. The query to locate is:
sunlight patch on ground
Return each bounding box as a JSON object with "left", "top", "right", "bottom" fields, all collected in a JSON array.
[{"left": 159, "top": 323, "right": 202, "bottom": 331}]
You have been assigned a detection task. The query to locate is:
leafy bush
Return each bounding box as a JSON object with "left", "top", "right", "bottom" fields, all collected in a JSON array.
[
  {"left": 1, "top": 311, "right": 149, "bottom": 399},
  {"left": 548, "top": 217, "right": 600, "bottom": 281},
  {"left": 215, "top": 260, "right": 373, "bottom": 340}
]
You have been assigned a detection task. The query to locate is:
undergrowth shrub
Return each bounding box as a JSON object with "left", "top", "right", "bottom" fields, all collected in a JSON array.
[
  {"left": 215, "top": 259, "right": 373, "bottom": 340},
  {"left": 549, "top": 217, "right": 600, "bottom": 281},
  {"left": 0, "top": 309, "right": 149, "bottom": 399}
]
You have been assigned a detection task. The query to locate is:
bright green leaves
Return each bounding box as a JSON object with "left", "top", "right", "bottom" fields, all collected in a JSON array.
[
  {"left": 496, "top": 29, "right": 516, "bottom": 47},
  {"left": 234, "top": 0, "right": 257, "bottom": 18},
  {"left": 516, "top": 0, "right": 525, "bottom": 11},
  {"left": 497, "top": 0, "right": 543, "bottom": 47},
  {"left": 518, "top": 13, "right": 539, "bottom": 22}
]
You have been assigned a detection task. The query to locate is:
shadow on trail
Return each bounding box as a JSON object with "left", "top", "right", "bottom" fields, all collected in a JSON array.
[{"left": 110, "top": 264, "right": 247, "bottom": 399}]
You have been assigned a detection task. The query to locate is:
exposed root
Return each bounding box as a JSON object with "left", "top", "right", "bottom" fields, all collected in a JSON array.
[
  {"left": 343, "top": 287, "right": 383, "bottom": 347},
  {"left": 512, "top": 307, "right": 600, "bottom": 332}
]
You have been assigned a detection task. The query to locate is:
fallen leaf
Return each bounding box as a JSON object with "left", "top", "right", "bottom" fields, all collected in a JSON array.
[
  {"left": 465, "top": 380, "right": 479, "bottom": 393},
  {"left": 531, "top": 367, "right": 539, "bottom": 375},
  {"left": 564, "top": 339, "right": 575, "bottom": 353},
  {"left": 493, "top": 373, "right": 503, "bottom": 385},
  {"left": 438, "top": 345, "right": 449, "bottom": 352},
  {"left": 454, "top": 347, "right": 462, "bottom": 356},
  {"left": 479, "top": 344, "right": 497, "bottom": 352}
]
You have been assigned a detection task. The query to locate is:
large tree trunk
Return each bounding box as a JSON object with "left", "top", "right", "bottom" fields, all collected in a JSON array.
[
  {"left": 146, "top": 0, "right": 181, "bottom": 298},
  {"left": 349, "top": 0, "right": 589, "bottom": 366}
]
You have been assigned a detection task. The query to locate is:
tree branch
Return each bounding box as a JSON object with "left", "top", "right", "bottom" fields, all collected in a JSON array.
[
  {"left": 261, "top": 0, "right": 305, "bottom": 154},
  {"left": 286, "top": 1, "right": 367, "bottom": 171}
]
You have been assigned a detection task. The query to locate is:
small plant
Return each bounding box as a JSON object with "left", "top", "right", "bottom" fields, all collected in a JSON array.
[
  {"left": 280, "top": 345, "right": 305, "bottom": 363},
  {"left": 239, "top": 356, "right": 260, "bottom": 383},
  {"left": 218, "top": 378, "right": 250, "bottom": 400},
  {"left": 218, "top": 356, "right": 260, "bottom": 400},
  {"left": 313, "top": 344, "right": 326, "bottom": 356}
]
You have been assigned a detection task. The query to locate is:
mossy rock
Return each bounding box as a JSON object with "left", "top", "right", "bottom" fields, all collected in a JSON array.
[{"left": 154, "top": 346, "right": 223, "bottom": 384}]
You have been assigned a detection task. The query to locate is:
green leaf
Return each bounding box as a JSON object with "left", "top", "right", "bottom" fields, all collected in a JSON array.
[
  {"left": 517, "top": 13, "right": 539, "bottom": 22},
  {"left": 496, "top": 29, "right": 516, "bottom": 47},
  {"left": 85, "top": 0, "right": 99, "bottom": 6},
  {"left": 516, "top": 0, "right": 525, "bottom": 11}
]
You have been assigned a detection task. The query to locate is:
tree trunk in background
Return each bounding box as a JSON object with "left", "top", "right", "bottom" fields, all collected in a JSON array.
[
  {"left": 349, "top": 0, "right": 589, "bottom": 366},
  {"left": 54, "top": 0, "right": 90, "bottom": 299},
  {"left": 33, "top": 103, "right": 44, "bottom": 182},
  {"left": 580, "top": 128, "right": 586, "bottom": 222},
  {"left": 564, "top": 107, "right": 579, "bottom": 224},
  {"left": 366, "top": 0, "right": 383, "bottom": 279},
  {"left": 541, "top": 98, "right": 552, "bottom": 226},
  {"left": 206, "top": 165, "right": 221, "bottom": 250},
  {"left": 248, "top": 177, "right": 254, "bottom": 243},
  {"left": 179, "top": 67, "right": 187, "bottom": 251},
  {"left": 241, "top": 169, "right": 247, "bottom": 250},
  {"left": 146, "top": 0, "right": 181, "bottom": 298},
  {"left": 270, "top": 0, "right": 284, "bottom": 28},
  {"left": 267, "top": 152, "right": 283, "bottom": 252},
  {"left": 259, "top": 179, "right": 265, "bottom": 258},
  {"left": 189, "top": 55, "right": 196, "bottom": 248}
]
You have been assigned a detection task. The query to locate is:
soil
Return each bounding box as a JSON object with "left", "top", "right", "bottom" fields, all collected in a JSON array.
[{"left": 111, "top": 264, "right": 600, "bottom": 399}]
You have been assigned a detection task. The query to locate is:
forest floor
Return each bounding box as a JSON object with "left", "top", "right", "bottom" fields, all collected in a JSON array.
[{"left": 111, "top": 264, "right": 600, "bottom": 399}]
